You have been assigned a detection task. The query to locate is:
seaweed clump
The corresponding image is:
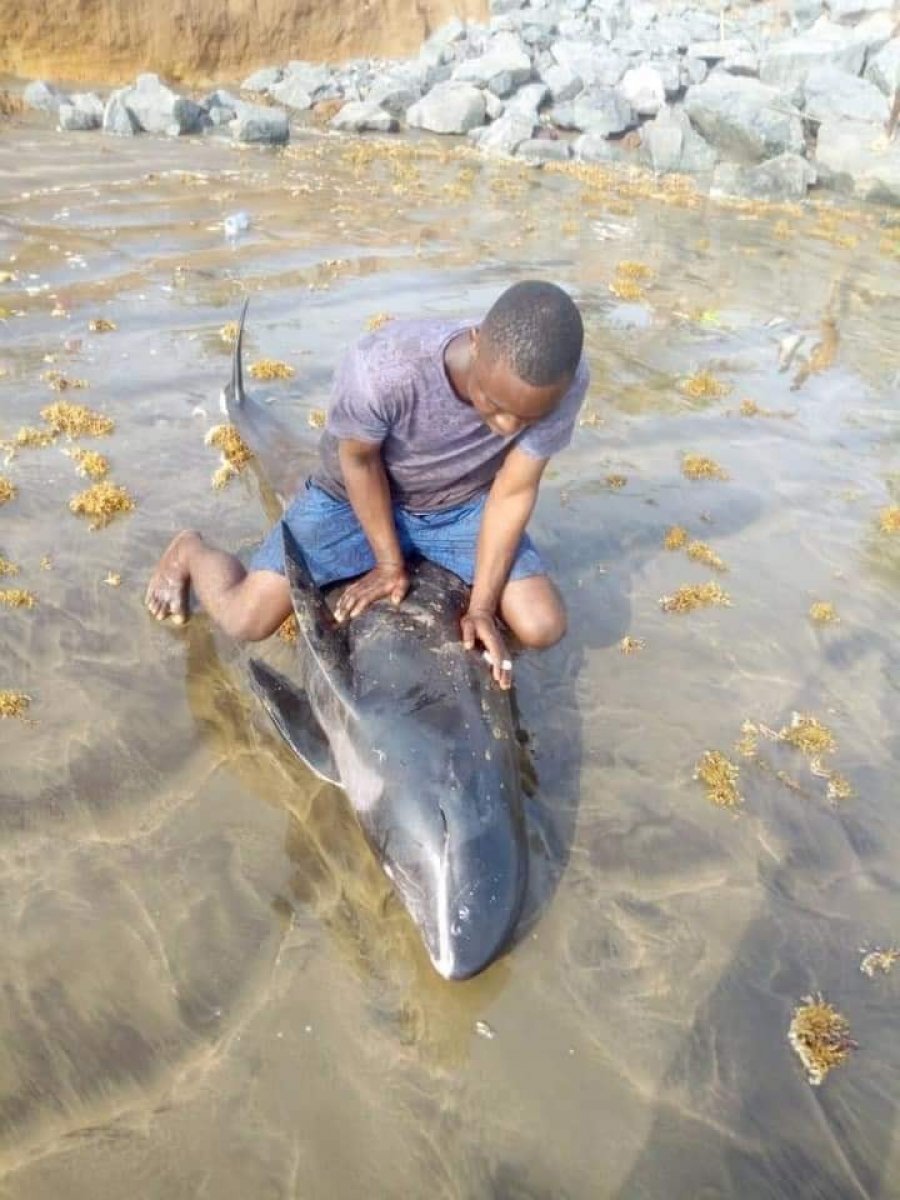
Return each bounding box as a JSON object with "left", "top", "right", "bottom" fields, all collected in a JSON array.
[
  {"left": 664, "top": 525, "right": 688, "bottom": 550},
  {"left": 68, "top": 448, "right": 109, "bottom": 480},
  {"left": 619, "top": 636, "right": 644, "bottom": 654},
  {"left": 878, "top": 506, "right": 900, "bottom": 535},
  {"left": 0, "top": 556, "right": 18, "bottom": 577},
  {"left": 88, "top": 318, "right": 116, "bottom": 333},
  {"left": 860, "top": 948, "right": 899, "bottom": 978},
  {"left": 679, "top": 370, "right": 731, "bottom": 402},
  {"left": 0, "top": 691, "right": 30, "bottom": 719},
  {"left": 788, "top": 996, "right": 855, "bottom": 1086},
  {"left": 809, "top": 601, "right": 838, "bottom": 623},
  {"left": 248, "top": 359, "right": 295, "bottom": 381},
  {"left": 41, "top": 402, "right": 114, "bottom": 438},
  {"left": 42, "top": 371, "right": 88, "bottom": 392},
  {"left": 0, "top": 588, "right": 36, "bottom": 609},
  {"left": 308, "top": 409, "right": 326, "bottom": 429},
  {"left": 682, "top": 454, "right": 729, "bottom": 481},
  {"left": 695, "top": 750, "right": 742, "bottom": 809},
  {"left": 0, "top": 477, "right": 17, "bottom": 504},
  {"left": 779, "top": 713, "right": 836, "bottom": 758},
  {"left": 68, "top": 482, "right": 135, "bottom": 529},
  {"left": 366, "top": 313, "right": 393, "bottom": 331},
  {"left": 13, "top": 427, "right": 58, "bottom": 449},
  {"left": 660, "top": 582, "right": 731, "bottom": 613},
  {"left": 277, "top": 615, "right": 298, "bottom": 643},
  {"left": 686, "top": 541, "right": 727, "bottom": 571},
  {"left": 219, "top": 321, "right": 239, "bottom": 345},
  {"left": 605, "top": 474, "right": 627, "bottom": 489},
  {"left": 206, "top": 423, "right": 253, "bottom": 490}
]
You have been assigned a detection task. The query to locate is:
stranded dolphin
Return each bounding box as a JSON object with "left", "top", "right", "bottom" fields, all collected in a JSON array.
[{"left": 223, "top": 301, "right": 528, "bottom": 980}]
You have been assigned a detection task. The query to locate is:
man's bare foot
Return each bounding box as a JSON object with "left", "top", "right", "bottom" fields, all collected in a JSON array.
[{"left": 145, "top": 530, "right": 199, "bottom": 624}]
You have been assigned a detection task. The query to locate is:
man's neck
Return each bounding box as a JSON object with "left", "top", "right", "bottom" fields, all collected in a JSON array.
[{"left": 443, "top": 331, "right": 474, "bottom": 405}]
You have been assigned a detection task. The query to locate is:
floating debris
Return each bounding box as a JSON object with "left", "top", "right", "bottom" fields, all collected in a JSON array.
[
  {"left": 366, "top": 312, "right": 393, "bottom": 331},
  {"left": 0, "top": 556, "right": 18, "bottom": 577},
  {"left": 809, "top": 601, "right": 839, "bottom": 624},
  {"left": 695, "top": 750, "right": 742, "bottom": 810},
  {"left": 660, "top": 582, "right": 731, "bottom": 613},
  {"left": 219, "top": 320, "right": 239, "bottom": 345},
  {"left": 68, "top": 448, "right": 109, "bottom": 480},
  {"left": 789, "top": 996, "right": 855, "bottom": 1086},
  {"left": 734, "top": 721, "right": 759, "bottom": 759},
  {"left": 103, "top": 572, "right": 122, "bottom": 587},
  {"left": 13, "top": 427, "right": 58, "bottom": 449},
  {"left": 40, "top": 556, "right": 53, "bottom": 570},
  {"left": 619, "top": 636, "right": 644, "bottom": 655},
  {"left": 474, "top": 1020, "right": 496, "bottom": 1040},
  {"left": 43, "top": 370, "right": 88, "bottom": 392},
  {"left": 604, "top": 474, "right": 627, "bottom": 489},
  {"left": 0, "top": 588, "right": 36, "bottom": 609},
  {"left": 678, "top": 370, "right": 731, "bottom": 402},
  {"left": 0, "top": 477, "right": 17, "bottom": 504},
  {"left": 681, "top": 453, "right": 729, "bottom": 481},
  {"left": 277, "top": 614, "right": 298, "bottom": 643},
  {"left": 578, "top": 409, "right": 603, "bottom": 428},
  {"left": 211, "top": 463, "right": 237, "bottom": 490},
  {"left": 664, "top": 525, "right": 688, "bottom": 551},
  {"left": 41, "top": 401, "right": 113, "bottom": 438},
  {"left": 609, "top": 277, "right": 645, "bottom": 302},
  {"left": 0, "top": 691, "right": 30, "bottom": 719},
  {"left": 860, "top": 948, "right": 900, "bottom": 978},
  {"left": 248, "top": 359, "right": 295, "bottom": 381},
  {"left": 307, "top": 408, "right": 326, "bottom": 429},
  {"left": 825, "top": 772, "right": 853, "bottom": 803},
  {"left": 206, "top": 423, "right": 252, "bottom": 489},
  {"left": 878, "top": 506, "right": 900, "bottom": 535},
  {"left": 88, "top": 317, "right": 117, "bottom": 333},
  {"left": 68, "top": 481, "right": 135, "bottom": 529},
  {"left": 615, "top": 260, "right": 653, "bottom": 281},
  {"left": 686, "top": 541, "right": 727, "bottom": 571},
  {"left": 737, "top": 397, "right": 793, "bottom": 419},
  {"left": 779, "top": 713, "right": 836, "bottom": 758}
]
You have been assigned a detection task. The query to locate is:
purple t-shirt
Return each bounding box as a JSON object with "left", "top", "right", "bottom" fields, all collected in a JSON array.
[{"left": 312, "top": 318, "right": 589, "bottom": 512}]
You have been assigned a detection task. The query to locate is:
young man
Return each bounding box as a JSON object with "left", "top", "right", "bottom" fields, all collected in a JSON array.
[{"left": 145, "top": 279, "right": 588, "bottom": 689}]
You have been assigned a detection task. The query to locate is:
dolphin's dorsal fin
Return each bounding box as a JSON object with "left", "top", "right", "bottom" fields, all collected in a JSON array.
[
  {"left": 222, "top": 298, "right": 249, "bottom": 416},
  {"left": 281, "top": 522, "right": 353, "bottom": 699},
  {"left": 248, "top": 659, "right": 341, "bottom": 786}
]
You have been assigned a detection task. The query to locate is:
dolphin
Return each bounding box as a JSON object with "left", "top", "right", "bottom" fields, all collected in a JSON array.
[{"left": 223, "top": 301, "right": 528, "bottom": 980}]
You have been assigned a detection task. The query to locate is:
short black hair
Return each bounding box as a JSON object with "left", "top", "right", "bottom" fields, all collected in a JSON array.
[{"left": 480, "top": 281, "right": 584, "bottom": 387}]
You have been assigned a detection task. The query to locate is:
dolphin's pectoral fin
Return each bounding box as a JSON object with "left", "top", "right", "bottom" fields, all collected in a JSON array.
[
  {"left": 280, "top": 523, "right": 353, "bottom": 697},
  {"left": 248, "top": 659, "right": 341, "bottom": 786}
]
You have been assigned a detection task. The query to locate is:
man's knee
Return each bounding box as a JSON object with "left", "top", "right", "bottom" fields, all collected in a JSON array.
[
  {"left": 506, "top": 590, "right": 567, "bottom": 650},
  {"left": 221, "top": 573, "right": 291, "bottom": 642}
]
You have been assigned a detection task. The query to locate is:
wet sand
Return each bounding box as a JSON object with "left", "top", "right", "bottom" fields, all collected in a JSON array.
[{"left": 2, "top": 113, "right": 900, "bottom": 1199}]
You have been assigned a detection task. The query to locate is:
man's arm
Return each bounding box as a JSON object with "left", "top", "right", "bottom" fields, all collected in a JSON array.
[
  {"left": 462, "top": 447, "right": 548, "bottom": 687},
  {"left": 333, "top": 438, "right": 408, "bottom": 621}
]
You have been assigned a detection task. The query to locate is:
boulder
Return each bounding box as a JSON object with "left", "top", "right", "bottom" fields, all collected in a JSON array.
[
  {"left": 760, "top": 21, "right": 869, "bottom": 88},
  {"left": 618, "top": 64, "right": 665, "bottom": 116},
  {"left": 684, "top": 74, "right": 805, "bottom": 163},
  {"left": 690, "top": 39, "right": 753, "bottom": 64},
  {"left": 515, "top": 137, "right": 572, "bottom": 162},
  {"left": 826, "top": 0, "right": 897, "bottom": 22},
  {"left": 550, "top": 40, "right": 626, "bottom": 88},
  {"left": 470, "top": 108, "right": 535, "bottom": 153},
  {"left": 722, "top": 50, "right": 760, "bottom": 78},
  {"left": 232, "top": 104, "right": 290, "bottom": 145},
  {"left": 330, "top": 101, "right": 398, "bottom": 132},
  {"left": 366, "top": 75, "right": 422, "bottom": 118},
  {"left": 550, "top": 87, "right": 636, "bottom": 135},
  {"left": 815, "top": 117, "right": 900, "bottom": 203},
  {"left": 865, "top": 38, "right": 900, "bottom": 96},
  {"left": 802, "top": 64, "right": 888, "bottom": 124},
  {"left": 122, "top": 74, "right": 205, "bottom": 136},
  {"left": 280, "top": 62, "right": 342, "bottom": 103},
  {"left": 541, "top": 63, "right": 583, "bottom": 103},
  {"left": 406, "top": 83, "right": 486, "bottom": 134},
  {"left": 681, "top": 57, "right": 708, "bottom": 87},
  {"left": 574, "top": 132, "right": 639, "bottom": 164},
  {"left": 102, "top": 92, "right": 141, "bottom": 136},
  {"left": 24, "top": 80, "right": 67, "bottom": 112},
  {"left": 505, "top": 81, "right": 550, "bottom": 118},
  {"left": 640, "top": 104, "right": 718, "bottom": 174},
  {"left": 241, "top": 67, "right": 284, "bottom": 93},
  {"left": 451, "top": 32, "right": 533, "bottom": 96},
  {"left": 711, "top": 153, "right": 816, "bottom": 201},
  {"left": 58, "top": 103, "right": 101, "bottom": 131},
  {"left": 72, "top": 92, "right": 104, "bottom": 121}
]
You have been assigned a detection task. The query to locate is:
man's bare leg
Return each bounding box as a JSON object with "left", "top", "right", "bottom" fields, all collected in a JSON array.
[
  {"left": 145, "top": 530, "right": 291, "bottom": 642},
  {"left": 499, "top": 574, "right": 567, "bottom": 650}
]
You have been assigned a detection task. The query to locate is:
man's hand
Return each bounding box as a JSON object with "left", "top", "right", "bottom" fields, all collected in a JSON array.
[
  {"left": 461, "top": 607, "right": 513, "bottom": 690},
  {"left": 334, "top": 562, "right": 409, "bottom": 623}
]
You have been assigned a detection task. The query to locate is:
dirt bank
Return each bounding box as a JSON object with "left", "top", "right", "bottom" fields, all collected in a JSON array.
[{"left": 0, "top": 0, "right": 487, "bottom": 86}]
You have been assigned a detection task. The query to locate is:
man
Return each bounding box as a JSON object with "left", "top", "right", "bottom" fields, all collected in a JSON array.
[{"left": 145, "top": 279, "right": 589, "bottom": 689}]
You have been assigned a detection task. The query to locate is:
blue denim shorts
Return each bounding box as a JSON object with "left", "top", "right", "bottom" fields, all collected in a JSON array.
[{"left": 249, "top": 480, "right": 546, "bottom": 587}]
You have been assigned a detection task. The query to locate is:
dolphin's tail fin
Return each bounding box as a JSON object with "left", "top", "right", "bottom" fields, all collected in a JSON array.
[
  {"left": 281, "top": 522, "right": 353, "bottom": 699},
  {"left": 222, "top": 298, "right": 249, "bottom": 416}
]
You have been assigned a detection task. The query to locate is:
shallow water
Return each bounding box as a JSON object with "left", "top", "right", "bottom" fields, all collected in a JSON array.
[{"left": 2, "top": 112, "right": 900, "bottom": 1199}]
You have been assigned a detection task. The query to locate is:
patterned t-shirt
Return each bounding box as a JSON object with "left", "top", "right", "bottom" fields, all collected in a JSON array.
[{"left": 312, "top": 317, "right": 590, "bottom": 512}]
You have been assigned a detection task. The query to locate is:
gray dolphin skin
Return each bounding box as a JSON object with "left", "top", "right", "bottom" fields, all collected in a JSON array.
[{"left": 223, "top": 302, "right": 528, "bottom": 980}]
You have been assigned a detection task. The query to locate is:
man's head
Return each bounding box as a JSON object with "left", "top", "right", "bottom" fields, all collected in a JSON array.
[{"left": 468, "top": 281, "right": 584, "bottom": 437}]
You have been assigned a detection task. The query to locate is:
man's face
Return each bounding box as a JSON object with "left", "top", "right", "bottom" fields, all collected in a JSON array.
[{"left": 467, "top": 329, "right": 570, "bottom": 438}]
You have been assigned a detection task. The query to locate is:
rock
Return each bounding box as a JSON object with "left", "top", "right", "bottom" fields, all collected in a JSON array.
[
  {"left": 722, "top": 50, "right": 760, "bottom": 78},
  {"left": 550, "top": 40, "right": 626, "bottom": 88},
  {"left": 406, "top": 83, "right": 486, "bottom": 134},
  {"left": 72, "top": 92, "right": 104, "bottom": 121},
  {"left": 684, "top": 74, "right": 805, "bottom": 163},
  {"left": 451, "top": 32, "right": 533, "bottom": 96},
  {"left": 541, "top": 63, "right": 583, "bottom": 103},
  {"left": 366, "top": 75, "right": 421, "bottom": 118},
  {"left": 711, "top": 153, "right": 816, "bottom": 201},
  {"left": 425, "top": 17, "right": 467, "bottom": 50},
  {"left": 505, "top": 81, "right": 550, "bottom": 118},
  {"left": 484, "top": 92, "right": 505, "bottom": 120},
  {"left": 865, "top": 38, "right": 900, "bottom": 96},
  {"left": 760, "top": 21, "right": 868, "bottom": 88},
  {"left": 574, "top": 132, "right": 639, "bottom": 164},
  {"left": 815, "top": 117, "right": 900, "bottom": 203},
  {"left": 618, "top": 64, "right": 665, "bottom": 116},
  {"left": 102, "top": 92, "right": 141, "bottom": 136},
  {"left": 802, "top": 64, "right": 888, "bottom": 124},
  {"left": 281, "top": 62, "right": 342, "bottom": 102},
  {"left": 122, "top": 73, "right": 205, "bottom": 136},
  {"left": 241, "top": 66, "right": 284, "bottom": 93},
  {"left": 826, "top": 0, "right": 896, "bottom": 22},
  {"left": 24, "top": 80, "right": 67, "bottom": 112},
  {"left": 551, "top": 87, "right": 636, "bottom": 136},
  {"left": 515, "top": 137, "right": 572, "bottom": 162},
  {"left": 654, "top": 59, "right": 683, "bottom": 100},
  {"left": 690, "top": 39, "right": 752, "bottom": 64},
  {"left": 470, "top": 108, "right": 535, "bottom": 153},
  {"left": 270, "top": 77, "right": 313, "bottom": 112},
  {"left": 640, "top": 104, "right": 718, "bottom": 173},
  {"left": 58, "top": 103, "right": 100, "bottom": 131},
  {"left": 202, "top": 88, "right": 240, "bottom": 114},
  {"left": 682, "top": 57, "right": 709, "bottom": 87},
  {"left": 330, "top": 100, "right": 398, "bottom": 132},
  {"left": 232, "top": 104, "right": 290, "bottom": 145}
]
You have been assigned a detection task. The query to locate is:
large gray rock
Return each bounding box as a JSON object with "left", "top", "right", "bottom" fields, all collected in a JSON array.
[
  {"left": 574, "top": 132, "right": 639, "bottom": 164},
  {"left": 451, "top": 32, "right": 533, "bottom": 96},
  {"left": 406, "top": 83, "right": 486, "bottom": 134},
  {"left": 241, "top": 66, "right": 283, "bottom": 93},
  {"left": 760, "top": 19, "right": 871, "bottom": 88},
  {"left": 541, "top": 62, "right": 583, "bottom": 103},
  {"left": 815, "top": 117, "right": 900, "bottom": 203},
  {"left": 711, "top": 153, "right": 817, "bottom": 201},
  {"left": 280, "top": 62, "right": 342, "bottom": 103},
  {"left": 684, "top": 74, "right": 805, "bottom": 162},
  {"left": 865, "top": 38, "right": 900, "bottom": 96},
  {"left": 618, "top": 64, "right": 665, "bottom": 116},
  {"left": 470, "top": 108, "right": 535, "bottom": 153},
  {"left": 802, "top": 64, "right": 888, "bottom": 124},
  {"left": 681, "top": 57, "right": 709, "bottom": 87},
  {"left": 640, "top": 104, "right": 718, "bottom": 174},
  {"left": 102, "top": 91, "right": 141, "bottom": 136},
  {"left": 366, "top": 74, "right": 422, "bottom": 118},
  {"left": 330, "top": 101, "right": 398, "bottom": 133},
  {"left": 232, "top": 104, "right": 290, "bottom": 145},
  {"left": 57, "top": 103, "right": 101, "bottom": 131},
  {"left": 516, "top": 137, "right": 572, "bottom": 162},
  {"left": 505, "top": 81, "right": 550, "bottom": 118},
  {"left": 122, "top": 74, "right": 204, "bottom": 136},
  {"left": 551, "top": 87, "right": 636, "bottom": 135},
  {"left": 72, "top": 92, "right": 104, "bottom": 121},
  {"left": 24, "top": 80, "right": 68, "bottom": 112},
  {"left": 826, "top": 0, "right": 896, "bottom": 22},
  {"left": 550, "top": 40, "right": 626, "bottom": 87},
  {"left": 270, "top": 77, "right": 313, "bottom": 111}
]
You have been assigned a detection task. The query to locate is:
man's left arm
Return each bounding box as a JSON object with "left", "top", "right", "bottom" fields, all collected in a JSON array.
[{"left": 461, "top": 447, "right": 548, "bottom": 685}]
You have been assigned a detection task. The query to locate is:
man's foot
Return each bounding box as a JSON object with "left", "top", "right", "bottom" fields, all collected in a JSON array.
[{"left": 145, "top": 530, "right": 199, "bottom": 624}]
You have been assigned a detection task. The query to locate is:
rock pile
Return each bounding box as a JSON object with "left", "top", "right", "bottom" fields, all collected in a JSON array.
[{"left": 20, "top": 0, "right": 900, "bottom": 205}]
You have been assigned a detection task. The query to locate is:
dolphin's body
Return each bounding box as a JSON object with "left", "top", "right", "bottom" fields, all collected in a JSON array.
[{"left": 224, "top": 302, "right": 528, "bottom": 980}]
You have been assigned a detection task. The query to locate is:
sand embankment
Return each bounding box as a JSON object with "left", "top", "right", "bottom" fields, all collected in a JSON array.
[{"left": 0, "top": 0, "right": 486, "bottom": 85}]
